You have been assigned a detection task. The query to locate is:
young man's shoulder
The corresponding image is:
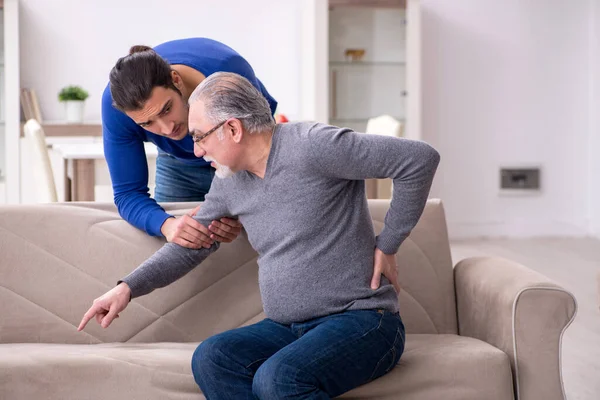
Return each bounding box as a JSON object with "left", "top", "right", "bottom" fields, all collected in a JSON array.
[{"left": 153, "top": 38, "right": 235, "bottom": 56}]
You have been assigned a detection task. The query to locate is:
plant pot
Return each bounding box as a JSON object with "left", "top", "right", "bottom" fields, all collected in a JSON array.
[{"left": 64, "top": 100, "right": 85, "bottom": 123}]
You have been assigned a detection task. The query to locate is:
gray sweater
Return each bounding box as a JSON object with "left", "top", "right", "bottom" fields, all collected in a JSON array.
[{"left": 122, "top": 122, "right": 440, "bottom": 324}]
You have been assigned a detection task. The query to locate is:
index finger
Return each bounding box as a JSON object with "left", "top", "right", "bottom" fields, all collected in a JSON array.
[
  {"left": 370, "top": 263, "right": 383, "bottom": 289},
  {"left": 78, "top": 304, "right": 101, "bottom": 331},
  {"left": 385, "top": 267, "right": 401, "bottom": 294},
  {"left": 218, "top": 217, "right": 242, "bottom": 228},
  {"left": 187, "top": 205, "right": 202, "bottom": 217},
  {"left": 182, "top": 216, "right": 211, "bottom": 235},
  {"left": 389, "top": 274, "right": 401, "bottom": 294}
]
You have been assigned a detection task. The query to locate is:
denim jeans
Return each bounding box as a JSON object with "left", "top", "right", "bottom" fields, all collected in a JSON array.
[
  {"left": 154, "top": 150, "right": 214, "bottom": 202},
  {"left": 191, "top": 309, "right": 405, "bottom": 400}
]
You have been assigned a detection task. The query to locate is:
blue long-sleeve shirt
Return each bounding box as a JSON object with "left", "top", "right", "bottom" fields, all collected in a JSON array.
[{"left": 102, "top": 38, "right": 277, "bottom": 236}]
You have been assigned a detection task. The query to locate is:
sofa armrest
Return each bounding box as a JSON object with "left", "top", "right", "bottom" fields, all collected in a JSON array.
[{"left": 455, "top": 256, "right": 576, "bottom": 400}]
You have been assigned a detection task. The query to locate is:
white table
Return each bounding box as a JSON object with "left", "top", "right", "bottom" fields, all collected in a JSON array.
[{"left": 51, "top": 142, "right": 158, "bottom": 201}]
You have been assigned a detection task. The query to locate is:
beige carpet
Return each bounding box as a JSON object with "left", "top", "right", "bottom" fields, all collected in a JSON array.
[{"left": 450, "top": 237, "right": 600, "bottom": 400}]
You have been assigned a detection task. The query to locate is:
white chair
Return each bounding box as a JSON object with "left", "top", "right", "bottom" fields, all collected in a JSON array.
[
  {"left": 365, "top": 114, "right": 404, "bottom": 138},
  {"left": 23, "top": 119, "right": 58, "bottom": 203},
  {"left": 364, "top": 115, "right": 404, "bottom": 199}
]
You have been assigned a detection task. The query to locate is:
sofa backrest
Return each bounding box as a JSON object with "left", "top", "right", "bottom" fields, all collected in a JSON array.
[
  {"left": 0, "top": 199, "right": 456, "bottom": 345},
  {"left": 370, "top": 199, "right": 457, "bottom": 334}
]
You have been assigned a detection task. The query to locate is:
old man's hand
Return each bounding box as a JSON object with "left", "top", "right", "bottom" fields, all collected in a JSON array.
[
  {"left": 371, "top": 248, "right": 401, "bottom": 294},
  {"left": 78, "top": 282, "right": 131, "bottom": 331}
]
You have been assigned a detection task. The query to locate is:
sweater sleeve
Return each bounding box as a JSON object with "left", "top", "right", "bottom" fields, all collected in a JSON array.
[
  {"left": 306, "top": 123, "right": 440, "bottom": 254},
  {"left": 121, "top": 242, "right": 219, "bottom": 299},
  {"left": 120, "top": 177, "right": 232, "bottom": 299},
  {"left": 102, "top": 85, "right": 171, "bottom": 236}
]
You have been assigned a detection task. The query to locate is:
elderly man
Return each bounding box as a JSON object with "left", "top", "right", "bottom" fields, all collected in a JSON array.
[{"left": 79, "top": 72, "right": 440, "bottom": 399}]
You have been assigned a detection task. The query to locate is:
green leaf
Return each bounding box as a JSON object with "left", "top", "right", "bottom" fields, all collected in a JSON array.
[{"left": 58, "top": 85, "right": 89, "bottom": 101}]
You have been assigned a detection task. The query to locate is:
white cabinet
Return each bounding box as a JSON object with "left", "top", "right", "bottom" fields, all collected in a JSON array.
[
  {"left": 328, "top": 5, "right": 408, "bottom": 134},
  {"left": 330, "top": 61, "right": 406, "bottom": 132}
]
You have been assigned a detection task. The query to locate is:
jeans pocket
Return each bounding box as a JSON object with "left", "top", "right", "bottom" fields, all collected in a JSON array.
[
  {"left": 369, "top": 349, "right": 395, "bottom": 381},
  {"left": 369, "top": 327, "right": 403, "bottom": 381}
]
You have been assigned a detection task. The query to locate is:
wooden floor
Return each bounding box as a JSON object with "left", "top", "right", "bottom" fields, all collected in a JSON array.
[{"left": 450, "top": 237, "right": 600, "bottom": 400}]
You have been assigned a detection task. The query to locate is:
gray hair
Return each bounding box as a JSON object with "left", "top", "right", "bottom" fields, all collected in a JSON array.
[{"left": 188, "top": 72, "right": 275, "bottom": 136}]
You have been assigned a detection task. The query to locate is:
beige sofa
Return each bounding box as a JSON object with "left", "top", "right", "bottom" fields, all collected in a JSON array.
[{"left": 0, "top": 199, "right": 576, "bottom": 400}]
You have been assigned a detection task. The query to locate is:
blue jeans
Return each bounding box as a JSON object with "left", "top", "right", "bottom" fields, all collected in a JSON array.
[
  {"left": 191, "top": 309, "right": 405, "bottom": 399},
  {"left": 154, "top": 149, "right": 214, "bottom": 202}
]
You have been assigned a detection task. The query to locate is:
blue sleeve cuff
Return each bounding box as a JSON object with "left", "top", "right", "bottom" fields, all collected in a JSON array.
[{"left": 147, "top": 210, "right": 173, "bottom": 237}]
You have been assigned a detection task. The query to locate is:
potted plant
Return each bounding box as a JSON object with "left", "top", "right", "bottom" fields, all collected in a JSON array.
[{"left": 58, "top": 85, "right": 89, "bottom": 123}]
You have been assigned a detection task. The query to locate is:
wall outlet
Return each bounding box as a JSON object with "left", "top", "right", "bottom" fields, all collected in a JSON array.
[{"left": 500, "top": 168, "right": 541, "bottom": 190}]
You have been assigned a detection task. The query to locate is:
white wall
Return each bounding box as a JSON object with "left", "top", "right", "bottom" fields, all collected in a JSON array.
[
  {"left": 590, "top": 0, "right": 600, "bottom": 237},
  {"left": 15, "top": 0, "right": 600, "bottom": 238},
  {"left": 4, "top": 0, "right": 20, "bottom": 204},
  {"left": 301, "top": 0, "right": 329, "bottom": 124},
  {"left": 0, "top": 9, "right": 5, "bottom": 183},
  {"left": 422, "top": 0, "right": 592, "bottom": 238},
  {"left": 19, "top": 0, "right": 303, "bottom": 122},
  {"left": 17, "top": 0, "right": 308, "bottom": 203}
]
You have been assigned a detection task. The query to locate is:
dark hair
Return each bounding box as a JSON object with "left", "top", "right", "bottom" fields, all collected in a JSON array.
[{"left": 109, "top": 45, "right": 181, "bottom": 111}]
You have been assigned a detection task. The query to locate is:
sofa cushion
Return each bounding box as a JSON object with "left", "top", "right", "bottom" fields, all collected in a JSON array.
[
  {"left": 0, "top": 203, "right": 263, "bottom": 345},
  {"left": 0, "top": 342, "right": 199, "bottom": 400},
  {"left": 341, "top": 334, "right": 514, "bottom": 399},
  {"left": 0, "top": 334, "right": 513, "bottom": 400}
]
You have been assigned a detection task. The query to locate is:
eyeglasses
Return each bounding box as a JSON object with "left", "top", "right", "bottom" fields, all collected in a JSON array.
[{"left": 191, "top": 120, "right": 227, "bottom": 144}]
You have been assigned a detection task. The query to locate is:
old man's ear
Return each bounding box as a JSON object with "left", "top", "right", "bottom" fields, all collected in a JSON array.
[{"left": 229, "top": 119, "right": 245, "bottom": 143}]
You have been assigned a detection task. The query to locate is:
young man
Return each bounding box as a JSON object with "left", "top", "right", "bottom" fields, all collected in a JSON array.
[
  {"left": 82, "top": 72, "right": 440, "bottom": 399},
  {"left": 103, "top": 38, "right": 277, "bottom": 248}
]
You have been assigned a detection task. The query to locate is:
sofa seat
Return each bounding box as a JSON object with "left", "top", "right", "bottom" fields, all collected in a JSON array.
[
  {"left": 0, "top": 334, "right": 513, "bottom": 400},
  {"left": 342, "top": 334, "right": 514, "bottom": 399}
]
